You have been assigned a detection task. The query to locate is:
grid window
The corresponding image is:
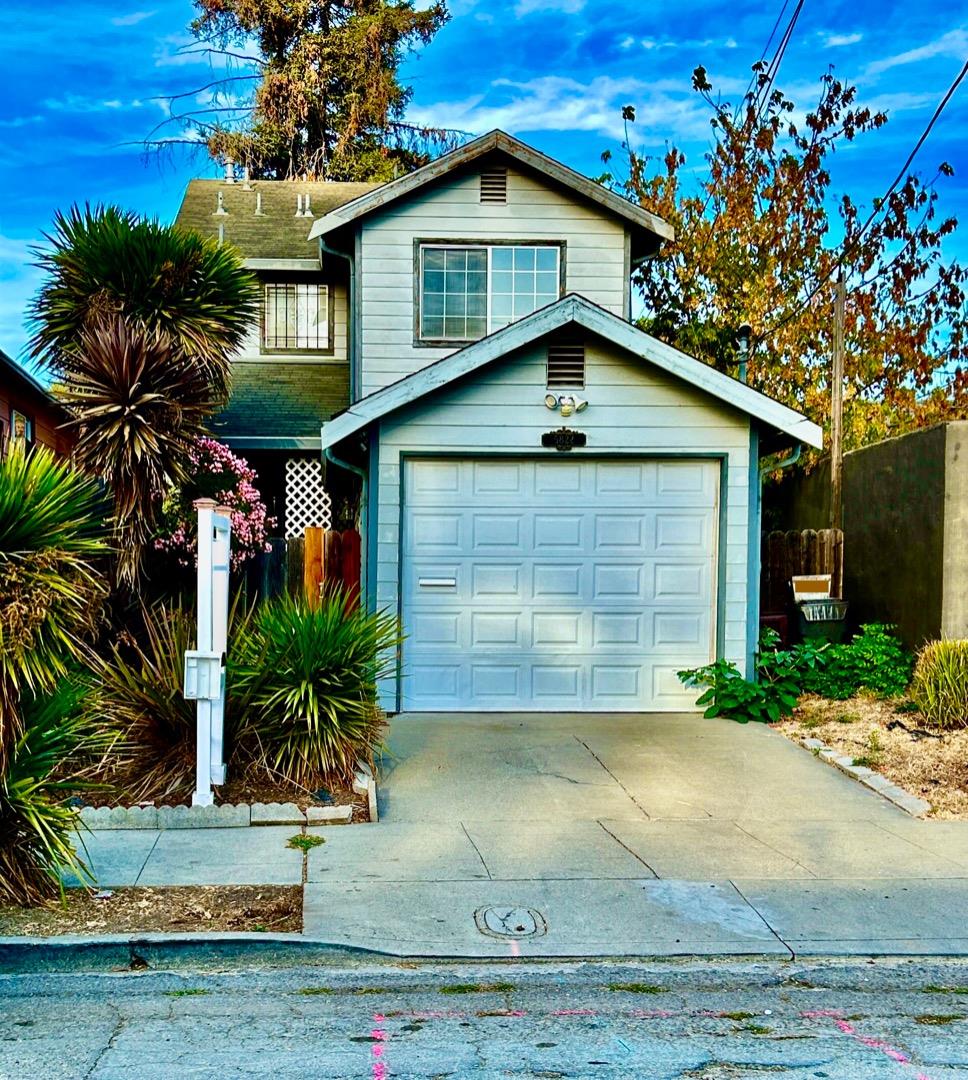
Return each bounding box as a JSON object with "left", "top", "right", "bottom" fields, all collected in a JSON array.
[
  {"left": 419, "top": 244, "right": 560, "bottom": 342},
  {"left": 263, "top": 282, "right": 328, "bottom": 350}
]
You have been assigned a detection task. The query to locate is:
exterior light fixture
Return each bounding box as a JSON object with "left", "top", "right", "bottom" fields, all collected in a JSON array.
[
  {"left": 544, "top": 394, "right": 589, "bottom": 412},
  {"left": 545, "top": 393, "right": 558, "bottom": 409}
]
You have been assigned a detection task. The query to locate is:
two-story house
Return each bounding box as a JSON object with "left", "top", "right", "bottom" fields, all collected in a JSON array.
[{"left": 175, "top": 130, "right": 821, "bottom": 714}]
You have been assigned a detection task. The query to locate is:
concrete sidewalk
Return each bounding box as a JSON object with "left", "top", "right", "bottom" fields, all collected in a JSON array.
[{"left": 63, "top": 713, "right": 968, "bottom": 958}]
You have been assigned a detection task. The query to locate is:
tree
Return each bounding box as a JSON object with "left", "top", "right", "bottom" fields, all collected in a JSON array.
[
  {"left": 158, "top": 0, "right": 456, "bottom": 181},
  {"left": 611, "top": 67, "right": 968, "bottom": 450},
  {"left": 29, "top": 206, "right": 260, "bottom": 585}
]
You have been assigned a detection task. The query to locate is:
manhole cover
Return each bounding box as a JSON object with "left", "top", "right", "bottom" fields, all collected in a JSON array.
[{"left": 474, "top": 906, "right": 547, "bottom": 940}]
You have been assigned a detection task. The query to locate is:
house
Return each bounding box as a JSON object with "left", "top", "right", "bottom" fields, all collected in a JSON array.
[
  {"left": 0, "top": 347, "right": 74, "bottom": 458},
  {"left": 175, "top": 131, "right": 822, "bottom": 712}
]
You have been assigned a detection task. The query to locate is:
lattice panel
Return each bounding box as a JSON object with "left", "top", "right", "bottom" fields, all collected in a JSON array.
[{"left": 285, "top": 458, "right": 332, "bottom": 538}]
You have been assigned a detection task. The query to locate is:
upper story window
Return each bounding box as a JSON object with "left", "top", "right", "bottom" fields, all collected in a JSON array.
[
  {"left": 263, "top": 281, "right": 329, "bottom": 352},
  {"left": 418, "top": 243, "right": 561, "bottom": 343}
]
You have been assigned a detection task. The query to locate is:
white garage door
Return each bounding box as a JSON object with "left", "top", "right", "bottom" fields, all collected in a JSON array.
[{"left": 400, "top": 458, "right": 719, "bottom": 711}]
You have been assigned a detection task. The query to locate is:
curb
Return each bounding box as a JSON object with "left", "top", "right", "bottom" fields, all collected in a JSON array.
[
  {"left": 802, "top": 737, "right": 931, "bottom": 816},
  {"left": 0, "top": 932, "right": 382, "bottom": 975}
]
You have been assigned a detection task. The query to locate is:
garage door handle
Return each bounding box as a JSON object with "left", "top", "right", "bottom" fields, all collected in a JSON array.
[{"left": 418, "top": 577, "right": 457, "bottom": 587}]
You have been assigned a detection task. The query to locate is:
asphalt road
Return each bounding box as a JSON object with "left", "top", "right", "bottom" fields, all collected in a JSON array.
[{"left": 3, "top": 957, "right": 968, "bottom": 1078}]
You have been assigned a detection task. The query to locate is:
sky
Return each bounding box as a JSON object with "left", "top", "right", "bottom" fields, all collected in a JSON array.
[{"left": 2, "top": 1, "right": 967, "bottom": 366}]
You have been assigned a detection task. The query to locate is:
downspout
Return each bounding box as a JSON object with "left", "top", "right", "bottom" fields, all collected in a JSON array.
[{"left": 318, "top": 236, "right": 357, "bottom": 401}]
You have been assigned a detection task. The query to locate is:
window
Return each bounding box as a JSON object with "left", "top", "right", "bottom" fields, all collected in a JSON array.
[
  {"left": 263, "top": 282, "right": 328, "bottom": 351},
  {"left": 419, "top": 244, "right": 560, "bottom": 342},
  {"left": 10, "top": 409, "right": 33, "bottom": 448}
]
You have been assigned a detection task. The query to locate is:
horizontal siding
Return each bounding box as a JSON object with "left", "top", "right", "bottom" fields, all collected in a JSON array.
[
  {"left": 360, "top": 167, "right": 628, "bottom": 396},
  {"left": 373, "top": 337, "right": 753, "bottom": 709}
]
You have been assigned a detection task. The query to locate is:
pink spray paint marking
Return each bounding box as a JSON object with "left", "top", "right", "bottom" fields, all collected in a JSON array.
[
  {"left": 551, "top": 1008, "right": 598, "bottom": 1017},
  {"left": 371, "top": 1013, "right": 388, "bottom": 1080},
  {"left": 800, "top": 1009, "right": 932, "bottom": 1080}
]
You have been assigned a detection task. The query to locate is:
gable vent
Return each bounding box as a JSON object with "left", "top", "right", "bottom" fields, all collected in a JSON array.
[
  {"left": 547, "top": 340, "right": 585, "bottom": 388},
  {"left": 480, "top": 168, "right": 508, "bottom": 204}
]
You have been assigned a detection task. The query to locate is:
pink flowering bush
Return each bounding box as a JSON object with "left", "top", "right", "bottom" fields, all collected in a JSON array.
[{"left": 154, "top": 438, "right": 275, "bottom": 570}]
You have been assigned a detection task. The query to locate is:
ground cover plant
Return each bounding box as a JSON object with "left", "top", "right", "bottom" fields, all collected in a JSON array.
[{"left": 911, "top": 640, "right": 968, "bottom": 730}]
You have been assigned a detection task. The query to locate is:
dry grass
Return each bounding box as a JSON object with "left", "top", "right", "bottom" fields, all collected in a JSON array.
[
  {"left": 775, "top": 694, "right": 968, "bottom": 818},
  {"left": 0, "top": 885, "right": 302, "bottom": 936}
]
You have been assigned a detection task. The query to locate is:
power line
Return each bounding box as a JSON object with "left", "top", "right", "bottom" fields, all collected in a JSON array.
[{"left": 763, "top": 58, "right": 968, "bottom": 340}]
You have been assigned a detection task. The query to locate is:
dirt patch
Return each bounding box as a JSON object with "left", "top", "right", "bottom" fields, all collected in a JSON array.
[
  {"left": 0, "top": 886, "right": 302, "bottom": 937},
  {"left": 775, "top": 694, "right": 968, "bottom": 818}
]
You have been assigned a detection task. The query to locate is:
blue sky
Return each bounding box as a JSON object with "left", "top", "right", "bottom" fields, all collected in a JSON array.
[{"left": 2, "top": 1, "right": 967, "bottom": 364}]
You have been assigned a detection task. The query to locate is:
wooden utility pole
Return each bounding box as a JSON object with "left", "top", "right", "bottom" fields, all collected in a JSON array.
[{"left": 830, "top": 274, "right": 846, "bottom": 532}]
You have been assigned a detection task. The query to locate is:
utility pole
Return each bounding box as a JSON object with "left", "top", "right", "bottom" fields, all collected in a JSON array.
[{"left": 830, "top": 274, "right": 845, "bottom": 532}]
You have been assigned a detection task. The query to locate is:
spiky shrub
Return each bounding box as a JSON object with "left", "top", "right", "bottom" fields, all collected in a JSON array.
[
  {"left": 911, "top": 640, "right": 968, "bottom": 730},
  {"left": 86, "top": 601, "right": 199, "bottom": 802},
  {"left": 0, "top": 444, "right": 106, "bottom": 768},
  {"left": 0, "top": 678, "right": 113, "bottom": 905},
  {"left": 58, "top": 316, "right": 219, "bottom": 586},
  {"left": 233, "top": 595, "right": 400, "bottom": 786},
  {"left": 155, "top": 437, "right": 275, "bottom": 572},
  {"left": 29, "top": 204, "right": 259, "bottom": 400}
]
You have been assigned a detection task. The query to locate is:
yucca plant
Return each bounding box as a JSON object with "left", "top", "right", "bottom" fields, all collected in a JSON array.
[
  {"left": 0, "top": 445, "right": 107, "bottom": 768},
  {"left": 911, "top": 640, "right": 968, "bottom": 730},
  {"left": 28, "top": 204, "right": 260, "bottom": 585},
  {"left": 29, "top": 204, "right": 260, "bottom": 399},
  {"left": 59, "top": 316, "right": 217, "bottom": 586},
  {"left": 233, "top": 595, "right": 401, "bottom": 786},
  {"left": 0, "top": 678, "right": 113, "bottom": 905}
]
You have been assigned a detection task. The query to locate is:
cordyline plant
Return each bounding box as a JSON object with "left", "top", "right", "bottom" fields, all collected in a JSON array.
[
  {"left": 610, "top": 66, "right": 968, "bottom": 450},
  {"left": 28, "top": 205, "right": 260, "bottom": 585},
  {"left": 58, "top": 317, "right": 219, "bottom": 587}
]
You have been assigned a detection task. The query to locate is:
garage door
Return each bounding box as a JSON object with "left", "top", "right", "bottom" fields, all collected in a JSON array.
[{"left": 400, "top": 458, "right": 719, "bottom": 711}]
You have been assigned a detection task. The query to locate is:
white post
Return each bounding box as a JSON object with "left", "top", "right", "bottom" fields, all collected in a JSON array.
[
  {"left": 193, "top": 499, "right": 215, "bottom": 807},
  {"left": 209, "top": 505, "right": 232, "bottom": 785}
]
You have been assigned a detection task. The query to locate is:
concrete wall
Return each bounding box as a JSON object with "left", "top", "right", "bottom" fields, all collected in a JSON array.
[{"left": 766, "top": 423, "right": 967, "bottom": 647}]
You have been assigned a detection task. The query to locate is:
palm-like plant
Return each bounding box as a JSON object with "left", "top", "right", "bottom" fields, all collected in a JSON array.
[
  {"left": 0, "top": 678, "right": 114, "bottom": 905},
  {"left": 59, "top": 316, "right": 217, "bottom": 586},
  {"left": 0, "top": 445, "right": 107, "bottom": 766},
  {"left": 29, "top": 205, "right": 259, "bottom": 399},
  {"left": 233, "top": 595, "right": 400, "bottom": 786},
  {"left": 28, "top": 204, "right": 260, "bottom": 585}
]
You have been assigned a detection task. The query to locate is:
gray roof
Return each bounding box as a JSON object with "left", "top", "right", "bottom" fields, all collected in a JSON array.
[
  {"left": 211, "top": 362, "right": 349, "bottom": 447},
  {"left": 174, "top": 179, "right": 379, "bottom": 259}
]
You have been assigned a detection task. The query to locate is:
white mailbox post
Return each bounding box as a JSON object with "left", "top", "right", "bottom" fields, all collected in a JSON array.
[{"left": 183, "top": 498, "right": 232, "bottom": 807}]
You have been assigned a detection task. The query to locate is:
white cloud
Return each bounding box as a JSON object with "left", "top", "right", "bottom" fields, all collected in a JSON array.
[
  {"left": 111, "top": 10, "right": 156, "bottom": 27},
  {"left": 514, "top": 0, "right": 584, "bottom": 14},
  {"left": 824, "top": 32, "right": 863, "bottom": 48},
  {"left": 407, "top": 74, "right": 715, "bottom": 142},
  {"left": 619, "top": 35, "right": 636, "bottom": 50},
  {"left": 866, "top": 27, "right": 968, "bottom": 78},
  {"left": 637, "top": 35, "right": 738, "bottom": 51}
]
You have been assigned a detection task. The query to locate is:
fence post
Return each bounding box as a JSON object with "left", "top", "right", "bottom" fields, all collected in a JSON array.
[{"left": 303, "top": 526, "right": 324, "bottom": 605}]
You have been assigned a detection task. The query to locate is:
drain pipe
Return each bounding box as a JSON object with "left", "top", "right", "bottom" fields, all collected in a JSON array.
[
  {"left": 318, "top": 236, "right": 358, "bottom": 401},
  {"left": 323, "top": 442, "right": 368, "bottom": 604}
]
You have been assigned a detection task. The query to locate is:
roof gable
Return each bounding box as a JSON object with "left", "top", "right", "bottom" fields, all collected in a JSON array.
[
  {"left": 308, "top": 131, "right": 673, "bottom": 253},
  {"left": 320, "top": 295, "right": 823, "bottom": 452}
]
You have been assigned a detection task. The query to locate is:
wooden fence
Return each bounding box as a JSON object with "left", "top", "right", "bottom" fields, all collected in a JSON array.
[
  {"left": 245, "top": 528, "right": 361, "bottom": 606},
  {"left": 760, "top": 528, "right": 844, "bottom": 614}
]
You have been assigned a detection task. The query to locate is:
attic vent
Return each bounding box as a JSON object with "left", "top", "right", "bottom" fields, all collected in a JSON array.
[
  {"left": 480, "top": 168, "right": 508, "bottom": 204},
  {"left": 547, "top": 340, "right": 585, "bottom": 388}
]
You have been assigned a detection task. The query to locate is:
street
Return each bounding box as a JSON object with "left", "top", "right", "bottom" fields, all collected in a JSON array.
[{"left": 3, "top": 958, "right": 968, "bottom": 1078}]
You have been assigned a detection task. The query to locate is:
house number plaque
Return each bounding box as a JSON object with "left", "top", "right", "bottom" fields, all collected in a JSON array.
[{"left": 541, "top": 427, "right": 587, "bottom": 452}]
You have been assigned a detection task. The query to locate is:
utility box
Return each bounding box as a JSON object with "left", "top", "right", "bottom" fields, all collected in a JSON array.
[{"left": 183, "top": 651, "right": 224, "bottom": 701}]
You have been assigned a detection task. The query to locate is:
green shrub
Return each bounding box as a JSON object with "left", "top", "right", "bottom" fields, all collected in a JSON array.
[
  {"left": 0, "top": 678, "right": 112, "bottom": 904},
  {"left": 232, "top": 594, "right": 401, "bottom": 785},
  {"left": 910, "top": 640, "right": 968, "bottom": 729},
  {"left": 803, "top": 624, "right": 912, "bottom": 699}
]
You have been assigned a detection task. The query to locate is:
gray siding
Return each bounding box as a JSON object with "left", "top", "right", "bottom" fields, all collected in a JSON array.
[
  {"left": 359, "top": 168, "right": 629, "bottom": 396},
  {"left": 372, "top": 337, "right": 752, "bottom": 710}
]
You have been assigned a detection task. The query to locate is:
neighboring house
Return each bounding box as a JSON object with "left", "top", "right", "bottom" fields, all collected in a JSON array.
[
  {"left": 177, "top": 130, "right": 822, "bottom": 712},
  {"left": 0, "top": 347, "right": 74, "bottom": 458}
]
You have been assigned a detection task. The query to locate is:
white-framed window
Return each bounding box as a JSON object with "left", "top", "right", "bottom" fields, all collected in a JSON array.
[
  {"left": 419, "top": 244, "right": 560, "bottom": 342},
  {"left": 263, "top": 282, "right": 329, "bottom": 351}
]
